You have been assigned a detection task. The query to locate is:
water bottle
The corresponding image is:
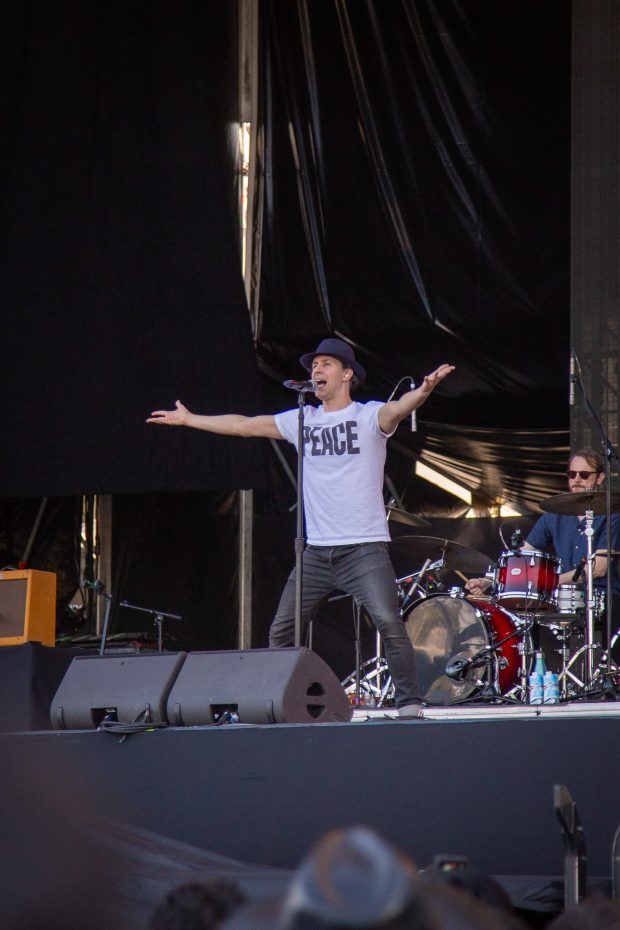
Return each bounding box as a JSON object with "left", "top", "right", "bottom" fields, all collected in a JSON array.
[
  {"left": 543, "top": 671, "right": 560, "bottom": 704},
  {"left": 533, "top": 651, "right": 546, "bottom": 677},
  {"left": 529, "top": 673, "right": 544, "bottom": 705}
]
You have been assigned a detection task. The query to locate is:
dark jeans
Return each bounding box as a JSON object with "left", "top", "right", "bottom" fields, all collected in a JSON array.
[{"left": 269, "top": 542, "right": 421, "bottom": 707}]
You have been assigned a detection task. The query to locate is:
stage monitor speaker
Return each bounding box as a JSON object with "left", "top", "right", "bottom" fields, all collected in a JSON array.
[
  {"left": 0, "top": 569, "right": 56, "bottom": 647},
  {"left": 166, "top": 647, "right": 353, "bottom": 725},
  {"left": 50, "top": 651, "right": 187, "bottom": 729}
]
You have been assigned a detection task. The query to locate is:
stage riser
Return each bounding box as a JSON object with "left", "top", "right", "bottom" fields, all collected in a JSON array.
[{"left": 1, "top": 718, "right": 618, "bottom": 878}]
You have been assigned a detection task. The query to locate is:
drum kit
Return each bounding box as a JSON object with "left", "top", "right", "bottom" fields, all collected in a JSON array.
[{"left": 343, "top": 491, "right": 620, "bottom": 708}]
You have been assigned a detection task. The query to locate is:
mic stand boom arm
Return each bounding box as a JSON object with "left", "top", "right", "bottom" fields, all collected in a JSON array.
[{"left": 119, "top": 601, "right": 183, "bottom": 653}]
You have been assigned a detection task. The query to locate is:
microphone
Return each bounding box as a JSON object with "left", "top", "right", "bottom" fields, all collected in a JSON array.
[
  {"left": 84, "top": 578, "right": 105, "bottom": 593},
  {"left": 283, "top": 379, "right": 318, "bottom": 393},
  {"left": 445, "top": 655, "right": 471, "bottom": 680},
  {"left": 572, "top": 557, "right": 586, "bottom": 583},
  {"left": 445, "top": 653, "right": 489, "bottom": 680},
  {"left": 409, "top": 378, "right": 417, "bottom": 432},
  {"left": 510, "top": 529, "right": 524, "bottom": 551},
  {"left": 569, "top": 351, "right": 576, "bottom": 406}
]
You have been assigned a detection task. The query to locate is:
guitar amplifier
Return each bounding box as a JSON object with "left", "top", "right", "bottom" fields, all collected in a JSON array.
[{"left": 0, "top": 570, "right": 57, "bottom": 647}]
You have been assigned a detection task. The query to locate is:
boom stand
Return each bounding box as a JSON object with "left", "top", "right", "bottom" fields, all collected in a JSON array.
[
  {"left": 99, "top": 591, "right": 114, "bottom": 655},
  {"left": 120, "top": 600, "right": 182, "bottom": 652},
  {"left": 293, "top": 389, "right": 307, "bottom": 647}
]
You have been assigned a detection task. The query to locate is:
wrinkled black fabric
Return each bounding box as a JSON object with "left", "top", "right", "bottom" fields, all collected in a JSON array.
[
  {"left": 256, "top": 0, "right": 571, "bottom": 436},
  {"left": 0, "top": 1, "right": 266, "bottom": 498}
]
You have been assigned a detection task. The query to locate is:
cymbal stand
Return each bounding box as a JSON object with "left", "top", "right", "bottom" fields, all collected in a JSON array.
[
  {"left": 584, "top": 507, "right": 597, "bottom": 685},
  {"left": 553, "top": 510, "right": 600, "bottom": 695},
  {"left": 558, "top": 633, "right": 586, "bottom": 696}
]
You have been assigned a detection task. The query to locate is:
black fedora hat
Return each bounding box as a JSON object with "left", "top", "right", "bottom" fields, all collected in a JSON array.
[{"left": 299, "top": 337, "right": 366, "bottom": 383}]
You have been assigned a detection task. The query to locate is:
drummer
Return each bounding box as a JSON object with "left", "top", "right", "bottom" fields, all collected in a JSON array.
[{"left": 466, "top": 450, "right": 620, "bottom": 611}]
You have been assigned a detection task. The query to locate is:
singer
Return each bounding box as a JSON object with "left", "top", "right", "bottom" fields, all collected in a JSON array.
[
  {"left": 466, "top": 450, "right": 620, "bottom": 622},
  {"left": 148, "top": 336, "right": 454, "bottom": 716}
]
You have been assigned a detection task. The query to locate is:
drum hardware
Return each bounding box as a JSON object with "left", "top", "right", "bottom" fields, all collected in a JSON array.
[
  {"left": 538, "top": 491, "right": 620, "bottom": 693},
  {"left": 402, "top": 594, "right": 524, "bottom": 705},
  {"left": 340, "top": 595, "right": 397, "bottom": 708},
  {"left": 445, "top": 621, "right": 530, "bottom": 705},
  {"left": 341, "top": 656, "right": 394, "bottom": 707},
  {"left": 546, "top": 623, "right": 586, "bottom": 698},
  {"left": 397, "top": 558, "right": 433, "bottom": 611},
  {"left": 505, "top": 618, "right": 536, "bottom": 702},
  {"left": 494, "top": 549, "right": 560, "bottom": 612},
  {"left": 555, "top": 584, "right": 586, "bottom": 615}
]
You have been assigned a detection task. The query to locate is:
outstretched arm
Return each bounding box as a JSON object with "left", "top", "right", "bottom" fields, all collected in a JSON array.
[
  {"left": 147, "top": 401, "right": 283, "bottom": 439},
  {"left": 378, "top": 364, "right": 455, "bottom": 435}
]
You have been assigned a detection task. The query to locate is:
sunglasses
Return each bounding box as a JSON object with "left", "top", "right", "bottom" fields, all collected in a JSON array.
[{"left": 567, "top": 470, "right": 597, "bottom": 480}]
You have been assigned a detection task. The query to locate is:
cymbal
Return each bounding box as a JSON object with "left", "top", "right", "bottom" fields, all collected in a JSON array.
[
  {"left": 389, "top": 535, "right": 492, "bottom": 577},
  {"left": 539, "top": 490, "right": 620, "bottom": 516},
  {"left": 385, "top": 503, "right": 430, "bottom": 529}
]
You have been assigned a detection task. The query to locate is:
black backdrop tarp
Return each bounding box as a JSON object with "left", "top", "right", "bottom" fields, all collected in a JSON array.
[
  {"left": 0, "top": 0, "right": 266, "bottom": 499},
  {"left": 255, "top": 0, "right": 571, "bottom": 433}
]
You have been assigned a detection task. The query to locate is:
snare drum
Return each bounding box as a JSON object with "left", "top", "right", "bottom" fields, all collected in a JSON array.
[
  {"left": 494, "top": 549, "right": 560, "bottom": 610},
  {"left": 403, "top": 594, "right": 521, "bottom": 704},
  {"left": 555, "top": 584, "right": 585, "bottom": 614}
]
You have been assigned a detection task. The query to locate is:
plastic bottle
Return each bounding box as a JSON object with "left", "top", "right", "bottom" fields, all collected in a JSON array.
[
  {"left": 533, "top": 651, "right": 547, "bottom": 677},
  {"left": 529, "top": 673, "right": 544, "bottom": 705},
  {"left": 543, "top": 671, "right": 560, "bottom": 704}
]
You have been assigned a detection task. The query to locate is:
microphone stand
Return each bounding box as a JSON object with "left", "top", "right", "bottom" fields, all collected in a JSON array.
[
  {"left": 84, "top": 580, "right": 113, "bottom": 656},
  {"left": 119, "top": 601, "right": 182, "bottom": 653},
  {"left": 573, "top": 351, "right": 620, "bottom": 690},
  {"left": 446, "top": 624, "right": 525, "bottom": 704},
  {"left": 294, "top": 389, "right": 307, "bottom": 648}
]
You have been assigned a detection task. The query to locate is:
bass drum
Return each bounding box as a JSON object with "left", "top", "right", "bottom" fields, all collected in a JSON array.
[{"left": 403, "top": 595, "right": 522, "bottom": 705}]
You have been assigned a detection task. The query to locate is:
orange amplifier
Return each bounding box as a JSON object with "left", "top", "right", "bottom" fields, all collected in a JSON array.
[{"left": 0, "top": 570, "right": 57, "bottom": 647}]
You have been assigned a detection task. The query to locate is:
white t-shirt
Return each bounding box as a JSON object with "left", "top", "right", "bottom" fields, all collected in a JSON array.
[{"left": 274, "top": 400, "right": 393, "bottom": 546}]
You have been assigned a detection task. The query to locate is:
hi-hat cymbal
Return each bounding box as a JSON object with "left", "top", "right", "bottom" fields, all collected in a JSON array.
[
  {"left": 539, "top": 490, "right": 620, "bottom": 516},
  {"left": 385, "top": 502, "right": 430, "bottom": 529},
  {"left": 389, "top": 535, "right": 492, "bottom": 578}
]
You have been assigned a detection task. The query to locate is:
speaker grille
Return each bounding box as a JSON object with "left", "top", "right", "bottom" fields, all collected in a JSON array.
[{"left": 0, "top": 579, "right": 28, "bottom": 638}]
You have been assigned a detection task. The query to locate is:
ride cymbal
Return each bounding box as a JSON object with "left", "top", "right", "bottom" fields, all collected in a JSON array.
[
  {"left": 389, "top": 535, "right": 492, "bottom": 578},
  {"left": 539, "top": 490, "right": 620, "bottom": 516}
]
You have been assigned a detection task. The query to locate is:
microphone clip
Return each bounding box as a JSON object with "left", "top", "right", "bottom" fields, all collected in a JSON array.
[{"left": 510, "top": 529, "right": 524, "bottom": 551}]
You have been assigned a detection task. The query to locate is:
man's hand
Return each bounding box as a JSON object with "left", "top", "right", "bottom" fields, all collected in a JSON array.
[
  {"left": 147, "top": 400, "right": 190, "bottom": 426},
  {"left": 378, "top": 363, "right": 455, "bottom": 434},
  {"left": 465, "top": 577, "right": 493, "bottom": 597},
  {"left": 420, "top": 364, "right": 455, "bottom": 395}
]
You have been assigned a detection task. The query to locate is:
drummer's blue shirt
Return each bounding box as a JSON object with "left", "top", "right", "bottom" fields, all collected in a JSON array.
[{"left": 527, "top": 512, "right": 620, "bottom": 594}]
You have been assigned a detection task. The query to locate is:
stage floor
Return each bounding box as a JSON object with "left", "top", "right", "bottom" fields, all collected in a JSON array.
[
  {"left": 2, "top": 704, "right": 619, "bottom": 882},
  {"left": 354, "top": 699, "right": 620, "bottom": 721}
]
